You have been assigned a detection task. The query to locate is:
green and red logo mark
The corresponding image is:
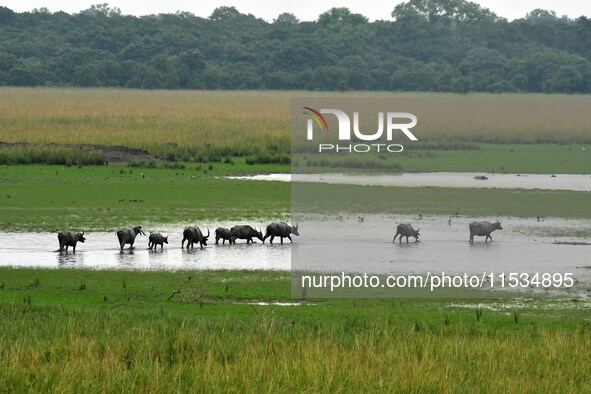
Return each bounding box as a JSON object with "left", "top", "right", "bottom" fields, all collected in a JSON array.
[{"left": 302, "top": 107, "right": 329, "bottom": 131}]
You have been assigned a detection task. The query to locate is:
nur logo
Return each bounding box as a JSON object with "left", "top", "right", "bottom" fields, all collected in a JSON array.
[{"left": 302, "top": 107, "right": 418, "bottom": 153}]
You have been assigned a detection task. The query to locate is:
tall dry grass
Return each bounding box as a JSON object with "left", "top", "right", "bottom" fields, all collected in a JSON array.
[
  {"left": 0, "top": 88, "right": 589, "bottom": 162},
  {"left": 0, "top": 88, "right": 291, "bottom": 161}
]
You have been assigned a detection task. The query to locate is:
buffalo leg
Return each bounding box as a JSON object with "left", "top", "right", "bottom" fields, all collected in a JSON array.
[{"left": 287, "top": 235, "right": 292, "bottom": 243}]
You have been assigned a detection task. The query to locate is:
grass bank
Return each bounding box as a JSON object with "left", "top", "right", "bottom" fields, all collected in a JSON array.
[
  {"left": 0, "top": 164, "right": 290, "bottom": 231},
  {"left": 1, "top": 164, "right": 589, "bottom": 231},
  {"left": 297, "top": 143, "right": 591, "bottom": 174},
  {"left": 0, "top": 268, "right": 590, "bottom": 392},
  {"left": 294, "top": 182, "right": 591, "bottom": 219}
]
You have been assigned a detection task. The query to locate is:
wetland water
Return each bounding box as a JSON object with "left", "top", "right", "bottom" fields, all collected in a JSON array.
[
  {"left": 2, "top": 169, "right": 590, "bottom": 294},
  {"left": 229, "top": 173, "right": 591, "bottom": 191},
  {"left": 1, "top": 217, "right": 589, "bottom": 295}
]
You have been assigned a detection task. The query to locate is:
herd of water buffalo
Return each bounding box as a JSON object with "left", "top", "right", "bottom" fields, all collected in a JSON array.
[
  {"left": 56, "top": 222, "right": 300, "bottom": 252},
  {"left": 56, "top": 219, "right": 503, "bottom": 253}
]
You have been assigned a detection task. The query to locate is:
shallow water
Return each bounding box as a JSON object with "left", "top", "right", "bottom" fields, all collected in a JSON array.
[
  {"left": 1, "top": 216, "right": 589, "bottom": 292},
  {"left": 229, "top": 173, "right": 591, "bottom": 191},
  {"left": 291, "top": 215, "right": 591, "bottom": 295},
  {"left": 0, "top": 224, "right": 290, "bottom": 271}
]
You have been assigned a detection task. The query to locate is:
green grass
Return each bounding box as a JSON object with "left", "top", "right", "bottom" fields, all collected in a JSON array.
[
  {"left": 0, "top": 145, "right": 106, "bottom": 166},
  {"left": 293, "top": 182, "right": 591, "bottom": 219},
  {"left": 0, "top": 164, "right": 290, "bottom": 231},
  {"left": 1, "top": 268, "right": 590, "bottom": 392},
  {"left": 296, "top": 143, "right": 591, "bottom": 174},
  {"left": 397, "top": 143, "right": 591, "bottom": 173},
  {"left": 1, "top": 164, "right": 589, "bottom": 231},
  {"left": 2, "top": 89, "right": 590, "bottom": 391}
]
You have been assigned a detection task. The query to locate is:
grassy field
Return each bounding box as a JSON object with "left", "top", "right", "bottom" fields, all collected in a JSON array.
[
  {"left": 0, "top": 164, "right": 589, "bottom": 231},
  {"left": 1, "top": 268, "right": 590, "bottom": 392},
  {"left": 294, "top": 181, "right": 591, "bottom": 219},
  {"left": 1, "top": 88, "right": 590, "bottom": 172},
  {"left": 298, "top": 143, "right": 591, "bottom": 174},
  {"left": 1, "top": 88, "right": 590, "bottom": 391},
  {"left": 0, "top": 164, "right": 290, "bottom": 231}
]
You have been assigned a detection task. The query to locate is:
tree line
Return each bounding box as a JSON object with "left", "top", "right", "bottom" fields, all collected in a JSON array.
[{"left": 0, "top": 0, "right": 590, "bottom": 93}]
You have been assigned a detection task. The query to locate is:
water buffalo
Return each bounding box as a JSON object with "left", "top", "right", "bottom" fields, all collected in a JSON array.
[
  {"left": 215, "top": 227, "right": 236, "bottom": 245},
  {"left": 393, "top": 223, "right": 420, "bottom": 243},
  {"left": 57, "top": 231, "right": 86, "bottom": 252},
  {"left": 116, "top": 226, "right": 145, "bottom": 250},
  {"left": 182, "top": 226, "right": 209, "bottom": 249},
  {"left": 148, "top": 232, "right": 168, "bottom": 250},
  {"left": 469, "top": 220, "right": 502, "bottom": 242},
  {"left": 231, "top": 225, "right": 263, "bottom": 244},
  {"left": 263, "top": 222, "right": 299, "bottom": 244}
]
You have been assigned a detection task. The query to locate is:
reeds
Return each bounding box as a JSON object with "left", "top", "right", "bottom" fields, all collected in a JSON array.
[{"left": 0, "top": 145, "right": 105, "bottom": 165}]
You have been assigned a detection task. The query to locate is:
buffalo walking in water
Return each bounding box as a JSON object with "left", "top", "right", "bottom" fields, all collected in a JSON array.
[
  {"left": 393, "top": 224, "right": 420, "bottom": 243},
  {"left": 469, "top": 220, "right": 502, "bottom": 242},
  {"left": 117, "top": 226, "right": 145, "bottom": 250},
  {"left": 148, "top": 232, "right": 168, "bottom": 250},
  {"left": 57, "top": 231, "right": 86, "bottom": 252},
  {"left": 182, "top": 226, "right": 209, "bottom": 249},
  {"left": 231, "top": 225, "right": 263, "bottom": 244},
  {"left": 215, "top": 227, "right": 236, "bottom": 245},
  {"left": 263, "top": 222, "right": 299, "bottom": 244}
]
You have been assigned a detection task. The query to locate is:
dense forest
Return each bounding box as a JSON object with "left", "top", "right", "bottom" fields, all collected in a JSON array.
[{"left": 0, "top": 0, "right": 590, "bottom": 93}]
